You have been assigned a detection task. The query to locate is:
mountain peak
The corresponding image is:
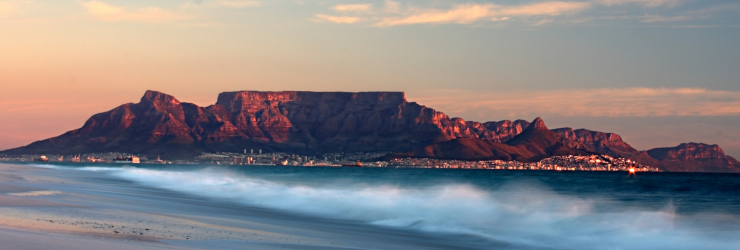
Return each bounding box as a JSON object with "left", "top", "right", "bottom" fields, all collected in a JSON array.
[
  {"left": 527, "top": 117, "right": 548, "bottom": 131},
  {"left": 141, "top": 90, "right": 181, "bottom": 105}
]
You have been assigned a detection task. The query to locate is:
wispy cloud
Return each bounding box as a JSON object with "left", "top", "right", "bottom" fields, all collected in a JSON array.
[
  {"left": 377, "top": 4, "right": 495, "bottom": 26},
  {"left": 78, "top": 1, "right": 191, "bottom": 22},
  {"left": 599, "top": 0, "right": 679, "bottom": 7},
  {"left": 315, "top": 0, "right": 732, "bottom": 27},
  {"left": 316, "top": 1, "right": 596, "bottom": 27},
  {"left": 181, "top": 0, "right": 260, "bottom": 9},
  {"left": 385, "top": 0, "right": 400, "bottom": 13},
  {"left": 641, "top": 14, "right": 695, "bottom": 23},
  {"left": 376, "top": 1, "right": 590, "bottom": 26},
  {"left": 500, "top": 1, "right": 591, "bottom": 16},
  {"left": 408, "top": 88, "right": 740, "bottom": 118},
  {"left": 333, "top": 4, "right": 372, "bottom": 12},
  {"left": 213, "top": 0, "right": 260, "bottom": 8},
  {"left": 533, "top": 18, "right": 553, "bottom": 25},
  {"left": 316, "top": 14, "right": 362, "bottom": 24}
]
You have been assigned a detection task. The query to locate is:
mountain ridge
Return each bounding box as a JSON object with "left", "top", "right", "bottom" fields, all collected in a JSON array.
[
  {"left": 2, "top": 90, "right": 738, "bottom": 172},
  {"left": 406, "top": 117, "right": 593, "bottom": 162},
  {"left": 647, "top": 143, "right": 740, "bottom": 172}
]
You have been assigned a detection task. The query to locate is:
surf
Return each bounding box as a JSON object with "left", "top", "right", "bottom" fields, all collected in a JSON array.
[{"left": 28, "top": 164, "right": 740, "bottom": 249}]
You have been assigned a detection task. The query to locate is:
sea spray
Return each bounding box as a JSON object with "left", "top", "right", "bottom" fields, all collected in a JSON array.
[{"left": 28, "top": 164, "right": 740, "bottom": 249}]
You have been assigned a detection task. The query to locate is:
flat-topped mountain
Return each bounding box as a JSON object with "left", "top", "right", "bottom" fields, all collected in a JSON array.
[
  {"left": 2, "top": 90, "right": 738, "bottom": 172},
  {"left": 552, "top": 128, "right": 636, "bottom": 155},
  {"left": 647, "top": 143, "right": 740, "bottom": 172},
  {"left": 2, "top": 91, "right": 535, "bottom": 157}
]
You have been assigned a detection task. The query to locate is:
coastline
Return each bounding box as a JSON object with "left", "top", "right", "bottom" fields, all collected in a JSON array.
[
  {"left": 4, "top": 162, "right": 740, "bottom": 250},
  {"left": 0, "top": 163, "right": 336, "bottom": 249},
  {"left": 0, "top": 163, "right": 492, "bottom": 250}
]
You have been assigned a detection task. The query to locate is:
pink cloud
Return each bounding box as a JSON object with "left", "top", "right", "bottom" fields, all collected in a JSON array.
[
  {"left": 407, "top": 88, "right": 740, "bottom": 118},
  {"left": 316, "top": 14, "right": 362, "bottom": 24},
  {"left": 78, "top": 1, "right": 191, "bottom": 22},
  {"left": 376, "top": 2, "right": 590, "bottom": 26}
]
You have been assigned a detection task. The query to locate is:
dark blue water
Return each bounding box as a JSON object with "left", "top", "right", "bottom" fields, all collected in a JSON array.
[{"left": 27, "top": 163, "right": 740, "bottom": 249}]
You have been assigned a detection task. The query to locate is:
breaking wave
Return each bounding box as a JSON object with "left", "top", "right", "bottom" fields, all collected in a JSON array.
[{"left": 29, "top": 164, "right": 740, "bottom": 249}]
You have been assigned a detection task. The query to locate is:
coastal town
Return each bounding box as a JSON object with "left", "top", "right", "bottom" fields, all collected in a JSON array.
[{"left": 0, "top": 150, "right": 660, "bottom": 172}]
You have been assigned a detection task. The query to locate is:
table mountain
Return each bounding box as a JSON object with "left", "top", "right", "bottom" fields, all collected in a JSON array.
[
  {"left": 1, "top": 91, "right": 536, "bottom": 157},
  {"left": 2, "top": 90, "right": 737, "bottom": 172}
]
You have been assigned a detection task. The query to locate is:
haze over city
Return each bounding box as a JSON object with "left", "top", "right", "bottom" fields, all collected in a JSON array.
[{"left": 2, "top": 0, "right": 739, "bottom": 156}]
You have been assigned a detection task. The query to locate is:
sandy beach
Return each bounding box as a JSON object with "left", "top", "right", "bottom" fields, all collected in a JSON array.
[
  {"left": 0, "top": 163, "right": 492, "bottom": 250},
  {"left": 4, "top": 162, "right": 739, "bottom": 250},
  {"left": 0, "top": 164, "right": 195, "bottom": 250}
]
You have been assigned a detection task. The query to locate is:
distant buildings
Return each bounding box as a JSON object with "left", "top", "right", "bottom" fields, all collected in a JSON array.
[
  {"left": 0, "top": 151, "right": 660, "bottom": 172},
  {"left": 384, "top": 154, "right": 659, "bottom": 172}
]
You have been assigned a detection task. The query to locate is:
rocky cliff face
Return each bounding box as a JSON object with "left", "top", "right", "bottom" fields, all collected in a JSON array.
[
  {"left": 647, "top": 143, "right": 740, "bottom": 172},
  {"left": 3, "top": 91, "right": 534, "bottom": 156},
  {"left": 552, "top": 128, "right": 635, "bottom": 154},
  {"left": 207, "top": 91, "right": 457, "bottom": 152},
  {"left": 409, "top": 118, "right": 590, "bottom": 162},
  {"left": 426, "top": 118, "right": 532, "bottom": 144}
]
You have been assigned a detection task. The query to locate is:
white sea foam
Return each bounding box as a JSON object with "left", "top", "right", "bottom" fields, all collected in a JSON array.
[
  {"left": 28, "top": 164, "right": 121, "bottom": 172},
  {"left": 28, "top": 164, "right": 740, "bottom": 249}
]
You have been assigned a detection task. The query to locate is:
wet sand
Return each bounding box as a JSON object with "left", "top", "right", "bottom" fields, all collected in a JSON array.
[{"left": 0, "top": 163, "right": 493, "bottom": 250}]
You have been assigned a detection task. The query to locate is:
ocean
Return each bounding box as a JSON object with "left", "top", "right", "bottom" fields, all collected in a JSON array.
[{"left": 17, "top": 163, "right": 740, "bottom": 249}]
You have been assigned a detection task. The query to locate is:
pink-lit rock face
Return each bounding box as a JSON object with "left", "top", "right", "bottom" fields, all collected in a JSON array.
[
  {"left": 650, "top": 143, "right": 726, "bottom": 162},
  {"left": 3, "top": 90, "right": 738, "bottom": 172},
  {"left": 4, "top": 90, "right": 539, "bottom": 157},
  {"left": 647, "top": 143, "right": 740, "bottom": 172},
  {"left": 552, "top": 128, "right": 638, "bottom": 155},
  {"left": 411, "top": 117, "right": 591, "bottom": 162},
  {"left": 207, "top": 91, "right": 540, "bottom": 151}
]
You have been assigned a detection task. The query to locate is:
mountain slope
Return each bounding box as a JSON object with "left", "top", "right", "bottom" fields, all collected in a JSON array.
[
  {"left": 647, "top": 143, "right": 740, "bottom": 172},
  {"left": 551, "top": 127, "right": 664, "bottom": 169},
  {"left": 1, "top": 91, "right": 535, "bottom": 157},
  {"left": 3, "top": 90, "right": 738, "bottom": 172},
  {"left": 409, "top": 118, "right": 591, "bottom": 162},
  {"left": 6, "top": 91, "right": 207, "bottom": 156}
]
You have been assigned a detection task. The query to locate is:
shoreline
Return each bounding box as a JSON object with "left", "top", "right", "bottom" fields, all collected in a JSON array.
[
  {"left": 0, "top": 163, "right": 332, "bottom": 249},
  {"left": 0, "top": 164, "right": 177, "bottom": 249},
  {"left": 0, "top": 163, "right": 491, "bottom": 250},
  {"left": 7, "top": 162, "right": 739, "bottom": 250}
]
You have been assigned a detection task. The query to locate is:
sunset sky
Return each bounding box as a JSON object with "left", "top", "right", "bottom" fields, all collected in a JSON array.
[{"left": 1, "top": 0, "right": 739, "bottom": 156}]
